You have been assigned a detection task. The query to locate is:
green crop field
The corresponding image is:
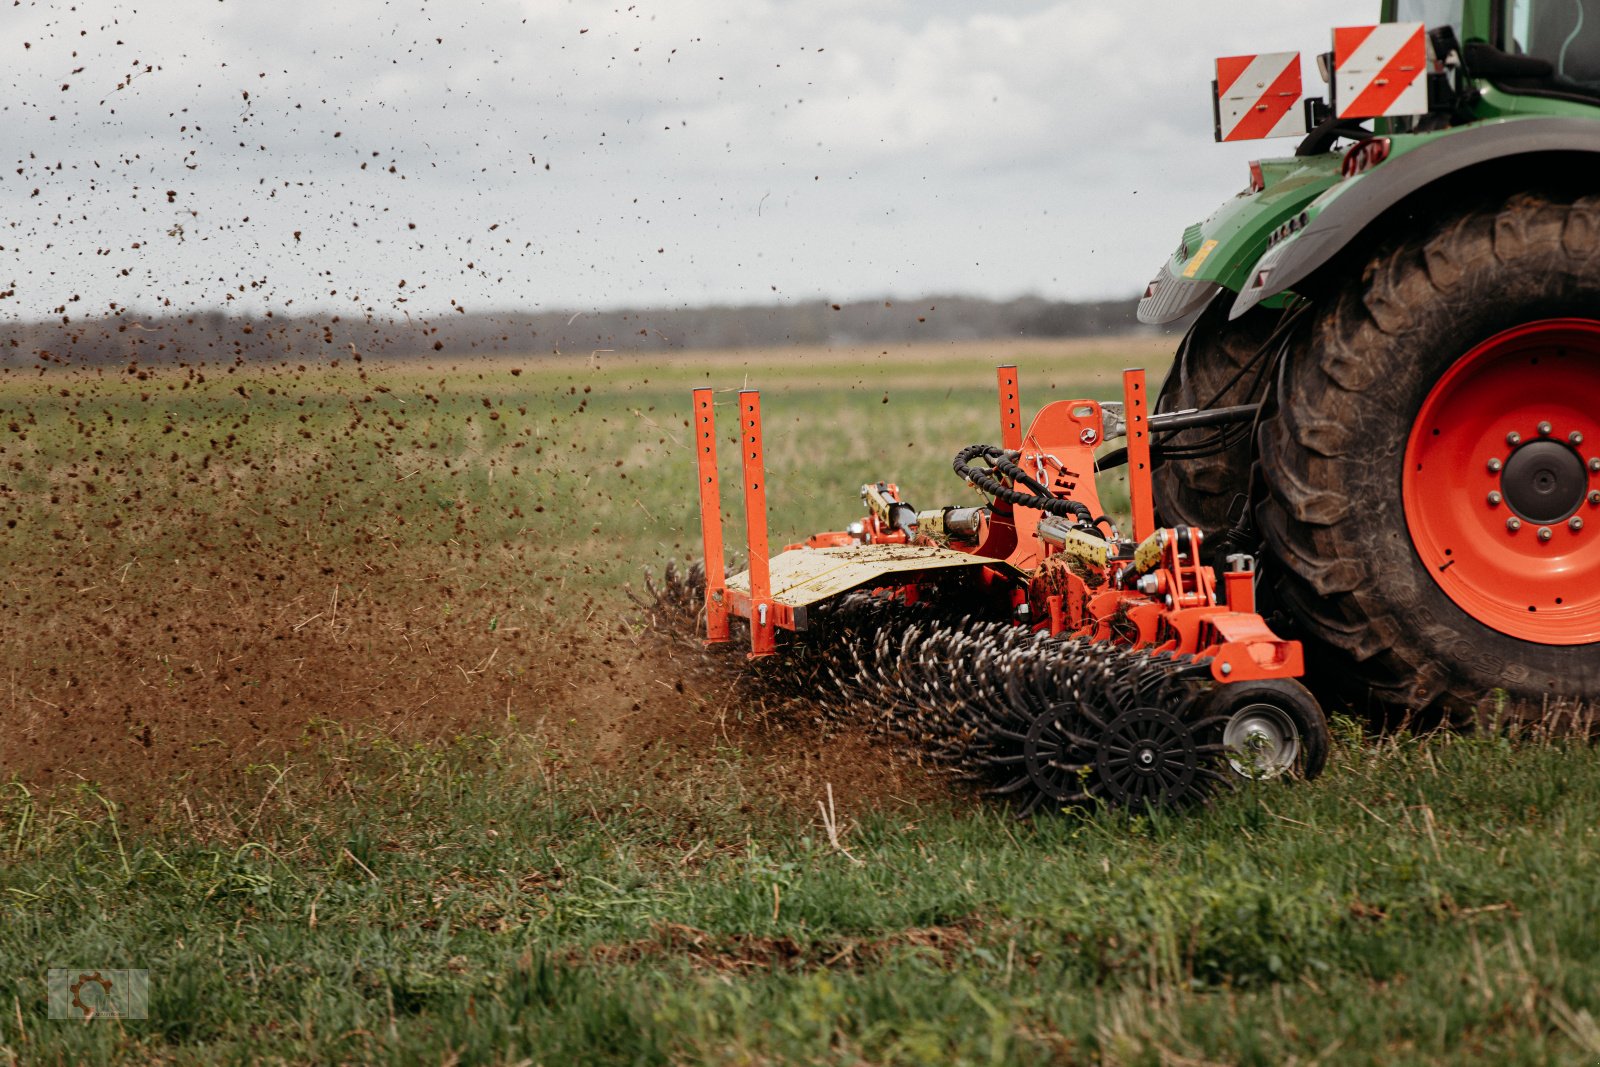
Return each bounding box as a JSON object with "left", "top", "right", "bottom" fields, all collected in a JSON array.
[{"left": 3, "top": 338, "right": 1600, "bottom": 1066}]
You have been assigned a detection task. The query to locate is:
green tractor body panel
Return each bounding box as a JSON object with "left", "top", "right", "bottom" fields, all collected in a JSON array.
[
  {"left": 1138, "top": 155, "right": 1342, "bottom": 324},
  {"left": 1138, "top": 0, "right": 1600, "bottom": 327},
  {"left": 1232, "top": 115, "right": 1600, "bottom": 318},
  {"left": 1474, "top": 83, "right": 1600, "bottom": 120}
]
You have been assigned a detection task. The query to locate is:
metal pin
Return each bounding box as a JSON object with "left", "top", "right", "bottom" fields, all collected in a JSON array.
[
  {"left": 1488, "top": 491, "right": 1503, "bottom": 507},
  {"left": 1591, "top": 490, "right": 1600, "bottom": 506},
  {"left": 1507, "top": 517, "right": 1522, "bottom": 532},
  {"left": 1537, "top": 421, "right": 1553, "bottom": 437},
  {"left": 1538, "top": 526, "right": 1553, "bottom": 542},
  {"left": 1507, "top": 431, "right": 1522, "bottom": 446},
  {"left": 1488, "top": 457, "right": 1504, "bottom": 473},
  {"left": 1591, "top": 457, "right": 1600, "bottom": 472},
  {"left": 1573, "top": 517, "right": 1586, "bottom": 532},
  {"left": 1571, "top": 431, "right": 1585, "bottom": 446}
]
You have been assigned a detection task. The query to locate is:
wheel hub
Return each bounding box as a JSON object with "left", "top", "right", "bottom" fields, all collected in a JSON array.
[
  {"left": 1501, "top": 439, "right": 1586, "bottom": 524},
  {"left": 1222, "top": 703, "right": 1300, "bottom": 780},
  {"left": 1403, "top": 319, "right": 1600, "bottom": 645},
  {"left": 1095, "top": 707, "right": 1203, "bottom": 808}
]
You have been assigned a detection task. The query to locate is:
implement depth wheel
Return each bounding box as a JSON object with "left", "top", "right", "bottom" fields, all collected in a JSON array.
[
  {"left": 1258, "top": 192, "right": 1600, "bottom": 715},
  {"left": 1203, "top": 678, "right": 1329, "bottom": 781}
]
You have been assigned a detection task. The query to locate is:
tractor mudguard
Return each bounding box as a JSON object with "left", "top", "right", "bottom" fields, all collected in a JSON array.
[
  {"left": 1230, "top": 116, "right": 1600, "bottom": 319},
  {"left": 1138, "top": 154, "right": 1343, "bottom": 326},
  {"left": 1136, "top": 262, "right": 1223, "bottom": 327}
]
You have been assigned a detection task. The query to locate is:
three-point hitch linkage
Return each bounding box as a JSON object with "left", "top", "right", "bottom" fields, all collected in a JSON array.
[{"left": 687, "top": 367, "right": 1331, "bottom": 813}]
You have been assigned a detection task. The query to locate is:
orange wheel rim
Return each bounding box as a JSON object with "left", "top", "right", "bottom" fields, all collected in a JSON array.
[{"left": 1403, "top": 319, "right": 1600, "bottom": 645}]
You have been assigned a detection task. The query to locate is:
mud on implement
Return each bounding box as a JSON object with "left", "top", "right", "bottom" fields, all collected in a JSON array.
[{"left": 684, "top": 368, "right": 1331, "bottom": 816}]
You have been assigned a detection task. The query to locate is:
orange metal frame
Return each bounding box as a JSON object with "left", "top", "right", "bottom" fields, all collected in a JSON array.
[
  {"left": 691, "top": 388, "right": 776, "bottom": 658},
  {"left": 691, "top": 388, "right": 730, "bottom": 644},
  {"left": 1123, "top": 368, "right": 1156, "bottom": 542},
  {"left": 997, "top": 365, "right": 1023, "bottom": 452},
  {"left": 739, "top": 391, "right": 777, "bottom": 657},
  {"left": 690, "top": 365, "right": 1305, "bottom": 684}
]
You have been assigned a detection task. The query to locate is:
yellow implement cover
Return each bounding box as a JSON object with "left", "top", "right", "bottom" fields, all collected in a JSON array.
[{"left": 725, "top": 544, "right": 1014, "bottom": 614}]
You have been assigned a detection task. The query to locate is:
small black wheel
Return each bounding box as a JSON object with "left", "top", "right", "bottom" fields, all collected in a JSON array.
[
  {"left": 1094, "top": 707, "right": 1212, "bottom": 809},
  {"left": 1023, "top": 705, "right": 1096, "bottom": 803},
  {"left": 1201, "top": 678, "right": 1329, "bottom": 782}
]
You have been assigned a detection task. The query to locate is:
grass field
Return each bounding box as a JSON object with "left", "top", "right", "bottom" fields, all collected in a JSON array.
[{"left": 4, "top": 337, "right": 1600, "bottom": 1065}]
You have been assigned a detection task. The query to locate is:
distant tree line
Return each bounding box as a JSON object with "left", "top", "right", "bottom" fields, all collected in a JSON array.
[{"left": 0, "top": 294, "right": 1154, "bottom": 366}]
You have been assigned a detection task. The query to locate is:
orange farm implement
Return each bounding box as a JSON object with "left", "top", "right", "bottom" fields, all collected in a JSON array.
[{"left": 685, "top": 367, "right": 1331, "bottom": 815}]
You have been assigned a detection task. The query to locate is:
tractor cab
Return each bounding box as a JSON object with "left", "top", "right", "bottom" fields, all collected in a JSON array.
[
  {"left": 1382, "top": 0, "right": 1600, "bottom": 109},
  {"left": 1492, "top": 0, "right": 1600, "bottom": 99}
]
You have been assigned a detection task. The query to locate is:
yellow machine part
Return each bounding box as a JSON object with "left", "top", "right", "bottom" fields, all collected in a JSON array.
[{"left": 726, "top": 544, "right": 1018, "bottom": 625}]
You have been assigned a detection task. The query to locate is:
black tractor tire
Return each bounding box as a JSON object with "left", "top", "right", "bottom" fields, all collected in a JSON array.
[
  {"left": 1256, "top": 190, "right": 1600, "bottom": 717},
  {"left": 1153, "top": 297, "right": 1281, "bottom": 534}
]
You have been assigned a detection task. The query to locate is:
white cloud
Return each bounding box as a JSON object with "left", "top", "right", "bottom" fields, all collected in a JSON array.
[{"left": 0, "top": 0, "right": 1358, "bottom": 318}]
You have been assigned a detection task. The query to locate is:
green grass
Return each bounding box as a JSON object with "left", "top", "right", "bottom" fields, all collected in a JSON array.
[
  {"left": 0, "top": 338, "right": 1160, "bottom": 591},
  {"left": 5, "top": 724, "right": 1600, "bottom": 1064},
  {"left": 6, "top": 339, "right": 1600, "bottom": 1064}
]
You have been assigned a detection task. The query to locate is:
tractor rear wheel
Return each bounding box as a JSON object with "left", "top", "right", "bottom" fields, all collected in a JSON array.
[
  {"left": 1153, "top": 298, "right": 1280, "bottom": 533},
  {"left": 1257, "top": 191, "right": 1600, "bottom": 716}
]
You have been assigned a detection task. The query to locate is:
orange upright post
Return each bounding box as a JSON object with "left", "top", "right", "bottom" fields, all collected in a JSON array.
[
  {"left": 1123, "top": 368, "right": 1156, "bottom": 541},
  {"left": 691, "top": 388, "right": 730, "bottom": 644},
  {"left": 997, "top": 365, "right": 1023, "bottom": 452},
  {"left": 739, "top": 390, "right": 776, "bottom": 657}
]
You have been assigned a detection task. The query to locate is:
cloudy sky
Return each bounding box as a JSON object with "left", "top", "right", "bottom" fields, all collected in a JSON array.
[{"left": 3, "top": 0, "right": 1355, "bottom": 319}]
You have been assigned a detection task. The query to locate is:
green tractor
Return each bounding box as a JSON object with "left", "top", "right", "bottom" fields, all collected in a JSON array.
[{"left": 1141, "top": 0, "right": 1600, "bottom": 717}]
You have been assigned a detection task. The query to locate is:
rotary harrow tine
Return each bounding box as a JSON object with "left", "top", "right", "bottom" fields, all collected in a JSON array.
[
  {"left": 653, "top": 559, "right": 1247, "bottom": 816},
  {"left": 984, "top": 774, "right": 1037, "bottom": 797},
  {"left": 1013, "top": 790, "right": 1046, "bottom": 820}
]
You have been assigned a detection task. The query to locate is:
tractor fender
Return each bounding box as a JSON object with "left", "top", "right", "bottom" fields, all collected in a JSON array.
[
  {"left": 1229, "top": 117, "right": 1600, "bottom": 320},
  {"left": 1136, "top": 261, "right": 1221, "bottom": 327}
]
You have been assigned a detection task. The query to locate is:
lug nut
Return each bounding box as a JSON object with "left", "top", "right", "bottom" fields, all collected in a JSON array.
[
  {"left": 1538, "top": 421, "right": 1553, "bottom": 437},
  {"left": 1572, "top": 517, "right": 1586, "bottom": 532},
  {"left": 1572, "top": 431, "right": 1586, "bottom": 446},
  {"left": 1488, "top": 457, "right": 1504, "bottom": 473},
  {"left": 1591, "top": 457, "right": 1600, "bottom": 472},
  {"left": 1488, "top": 491, "right": 1503, "bottom": 507},
  {"left": 1507, "top": 431, "right": 1522, "bottom": 446},
  {"left": 1538, "top": 526, "right": 1554, "bottom": 542},
  {"left": 1591, "top": 490, "right": 1600, "bottom": 506},
  {"left": 1507, "top": 517, "right": 1522, "bottom": 532}
]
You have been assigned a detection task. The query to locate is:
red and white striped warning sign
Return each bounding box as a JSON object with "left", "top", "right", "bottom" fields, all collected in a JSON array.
[
  {"left": 1215, "top": 52, "right": 1304, "bottom": 142},
  {"left": 1335, "top": 22, "right": 1429, "bottom": 119}
]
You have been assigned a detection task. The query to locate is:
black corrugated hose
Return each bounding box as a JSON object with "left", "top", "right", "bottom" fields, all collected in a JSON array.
[{"left": 952, "top": 444, "right": 1096, "bottom": 524}]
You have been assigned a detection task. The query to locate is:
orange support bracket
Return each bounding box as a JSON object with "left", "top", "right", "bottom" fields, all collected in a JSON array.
[
  {"left": 1123, "top": 368, "right": 1156, "bottom": 542},
  {"left": 739, "top": 390, "right": 777, "bottom": 658},
  {"left": 691, "top": 388, "right": 730, "bottom": 644},
  {"left": 997, "top": 365, "right": 1022, "bottom": 452}
]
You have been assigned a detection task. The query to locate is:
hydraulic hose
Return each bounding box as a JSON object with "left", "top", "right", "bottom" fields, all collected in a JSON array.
[{"left": 952, "top": 444, "right": 1096, "bottom": 523}]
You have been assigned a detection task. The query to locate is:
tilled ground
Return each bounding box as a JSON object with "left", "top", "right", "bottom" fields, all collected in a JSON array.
[
  {"left": 1, "top": 544, "right": 947, "bottom": 822},
  {"left": 0, "top": 356, "right": 968, "bottom": 823}
]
